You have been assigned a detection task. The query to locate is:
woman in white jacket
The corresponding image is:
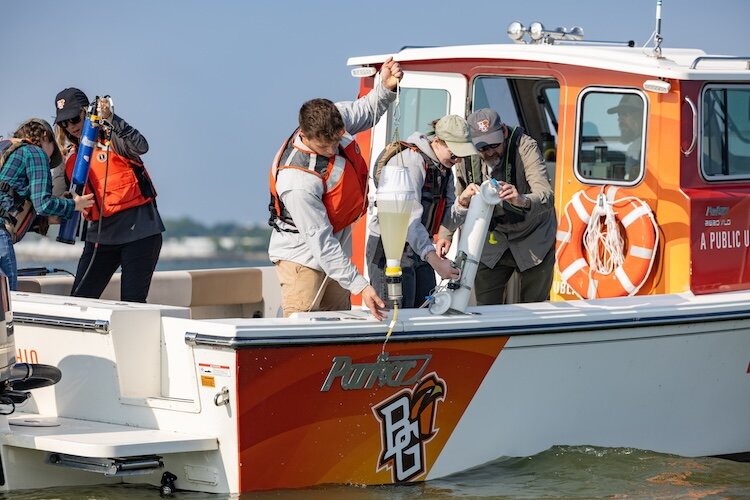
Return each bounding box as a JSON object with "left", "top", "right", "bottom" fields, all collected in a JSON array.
[{"left": 366, "top": 115, "right": 479, "bottom": 308}]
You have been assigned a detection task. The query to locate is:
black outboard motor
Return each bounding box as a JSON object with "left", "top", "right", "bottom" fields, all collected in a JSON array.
[{"left": 0, "top": 275, "right": 61, "bottom": 412}]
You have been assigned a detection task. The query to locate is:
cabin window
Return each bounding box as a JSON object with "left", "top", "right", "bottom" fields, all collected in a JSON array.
[
  {"left": 471, "top": 77, "right": 520, "bottom": 127},
  {"left": 385, "top": 87, "right": 449, "bottom": 140},
  {"left": 575, "top": 89, "right": 646, "bottom": 184},
  {"left": 701, "top": 85, "right": 750, "bottom": 179}
]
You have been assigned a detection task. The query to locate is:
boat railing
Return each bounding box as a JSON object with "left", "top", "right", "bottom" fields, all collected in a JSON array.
[{"left": 689, "top": 56, "right": 750, "bottom": 70}]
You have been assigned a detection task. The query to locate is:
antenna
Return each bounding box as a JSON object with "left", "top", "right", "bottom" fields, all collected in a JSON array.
[{"left": 653, "top": 0, "right": 664, "bottom": 57}]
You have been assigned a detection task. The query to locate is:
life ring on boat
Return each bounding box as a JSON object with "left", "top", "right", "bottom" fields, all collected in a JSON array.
[{"left": 555, "top": 185, "right": 658, "bottom": 299}]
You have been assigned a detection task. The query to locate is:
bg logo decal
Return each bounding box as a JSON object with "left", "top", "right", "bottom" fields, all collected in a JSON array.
[{"left": 373, "top": 373, "right": 446, "bottom": 482}]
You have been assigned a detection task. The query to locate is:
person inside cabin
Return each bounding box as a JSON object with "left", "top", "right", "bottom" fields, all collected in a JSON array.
[
  {"left": 268, "top": 57, "right": 404, "bottom": 321},
  {"left": 54, "top": 88, "right": 164, "bottom": 303},
  {"left": 366, "top": 115, "right": 480, "bottom": 309},
  {"left": 607, "top": 94, "right": 644, "bottom": 181},
  {"left": 437, "top": 108, "right": 556, "bottom": 304},
  {"left": 0, "top": 119, "right": 93, "bottom": 290}
]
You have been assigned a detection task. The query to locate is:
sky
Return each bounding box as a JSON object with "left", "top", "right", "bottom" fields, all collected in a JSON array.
[{"left": 1, "top": 0, "right": 746, "bottom": 225}]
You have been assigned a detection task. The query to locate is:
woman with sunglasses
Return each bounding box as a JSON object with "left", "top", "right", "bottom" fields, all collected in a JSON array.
[
  {"left": 365, "top": 114, "right": 480, "bottom": 309},
  {"left": 54, "top": 87, "right": 164, "bottom": 303}
]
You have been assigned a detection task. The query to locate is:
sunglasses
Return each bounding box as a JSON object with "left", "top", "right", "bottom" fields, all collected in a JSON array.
[
  {"left": 449, "top": 153, "right": 459, "bottom": 162},
  {"left": 477, "top": 142, "right": 502, "bottom": 153},
  {"left": 59, "top": 115, "right": 82, "bottom": 128}
]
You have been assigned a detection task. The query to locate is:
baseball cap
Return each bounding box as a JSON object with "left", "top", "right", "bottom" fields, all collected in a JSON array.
[
  {"left": 54, "top": 88, "right": 89, "bottom": 124},
  {"left": 468, "top": 108, "right": 505, "bottom": 147},
  {"left": 16, "top": 118, "right": 63, "bottom": 167},
  {"left": 434, "top": 115, "right": 477, "bottom": 158},
  {"left": 607, "top": 94, "right": 643, "bottom": 114}
]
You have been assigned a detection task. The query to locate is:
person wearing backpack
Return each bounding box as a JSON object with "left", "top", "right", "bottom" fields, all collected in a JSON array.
[
  {"left": 366, "top": 115, "right": 480, "bottom": 308},
  {"left": 0, "top": 119, "right": 93, "bottom": 290},
  {"left": 437, "top": 108, "right": 556, "bottom": 305},
  {"left": 54, "top": 87, "right": 163, "bottom": 302}
]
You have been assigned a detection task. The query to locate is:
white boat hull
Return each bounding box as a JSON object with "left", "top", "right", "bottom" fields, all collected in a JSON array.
[{"left": 1, "top": 289, "right": 748, "bottom": 493}]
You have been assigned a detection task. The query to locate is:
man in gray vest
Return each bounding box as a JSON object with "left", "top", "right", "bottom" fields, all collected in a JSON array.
[{"left": 437, "top": 108, "right": 556, "bottom": 304}]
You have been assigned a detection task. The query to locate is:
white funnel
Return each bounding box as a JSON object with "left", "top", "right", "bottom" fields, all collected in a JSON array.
[
  {"left": 376, "top": 165, "right": 416, "bottom": 275},
  {"left": 429, "top": 180, "right": 501, "bottom": 314}
]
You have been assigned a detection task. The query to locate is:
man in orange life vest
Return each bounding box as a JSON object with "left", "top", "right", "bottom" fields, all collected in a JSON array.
[{"left": 269, "top": 58, "right": 403, "bottom": 320}]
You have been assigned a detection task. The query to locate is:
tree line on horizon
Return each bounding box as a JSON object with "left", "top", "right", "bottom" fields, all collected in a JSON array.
[{"left": 163, "top": 217, "right": 271, "bottom": 240}]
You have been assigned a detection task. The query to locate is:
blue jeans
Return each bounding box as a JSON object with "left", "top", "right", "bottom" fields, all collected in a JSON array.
[{"left": 0, "top": 229, "right": 17, "bottom": 290}]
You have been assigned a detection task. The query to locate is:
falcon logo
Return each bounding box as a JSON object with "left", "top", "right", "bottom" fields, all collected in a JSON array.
[
  {"left": 373, "top": 373, "right": 446, "bottom": 483},
  {"left": 476, "top": 119, "right": 490, "bottom": 133}
]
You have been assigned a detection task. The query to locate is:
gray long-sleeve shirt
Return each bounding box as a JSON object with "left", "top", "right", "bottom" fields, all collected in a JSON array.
[
  {"left": 268, "top": 82, "right": 396, "bottom": 294},
  {"left": 367, "top": 131, "right": 467, "bottom": 260}
]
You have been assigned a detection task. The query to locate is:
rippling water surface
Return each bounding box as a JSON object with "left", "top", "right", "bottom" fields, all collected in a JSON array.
[{"left": 1, "top": 446, "right": 749, "bottom": 499}]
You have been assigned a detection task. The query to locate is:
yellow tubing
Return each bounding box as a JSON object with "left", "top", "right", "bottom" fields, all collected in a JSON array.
[{"left": 381, "top": 303, "right": 398, "bottom": 354}]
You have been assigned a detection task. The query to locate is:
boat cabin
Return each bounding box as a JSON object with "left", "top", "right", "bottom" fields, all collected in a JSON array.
[{"left": 348, "top": 25, "right": 750, "bottom": 301}]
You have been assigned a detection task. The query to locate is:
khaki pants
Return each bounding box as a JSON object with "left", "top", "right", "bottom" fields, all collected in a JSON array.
[{"left": 275, "top": 260, "right": 351, "bottom": 317}]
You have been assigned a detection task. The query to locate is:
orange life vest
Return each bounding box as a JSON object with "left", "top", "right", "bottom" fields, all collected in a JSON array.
[
  {"left": 65, "top": 141, "right": 156, "bottom": 221},
  {"left": 268, "top": 130, "right": 369, "bottom": 234}
]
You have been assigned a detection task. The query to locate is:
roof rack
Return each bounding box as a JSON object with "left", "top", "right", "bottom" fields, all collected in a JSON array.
[
  {"left": 506, "top": 21, "right": 634, "bottom": 47},
  {"left": 690, "top": 56, "right": 750, "bottom": 70}
]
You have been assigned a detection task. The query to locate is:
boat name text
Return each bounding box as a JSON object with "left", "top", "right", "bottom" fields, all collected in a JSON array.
[{"left": 320, "top": 353, "right": 431, "bottom": 392}]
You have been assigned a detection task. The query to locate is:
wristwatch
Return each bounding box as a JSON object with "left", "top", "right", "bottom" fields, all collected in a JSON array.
[{"left": 521, "top": 194, "right": 531, "bottom": 210}]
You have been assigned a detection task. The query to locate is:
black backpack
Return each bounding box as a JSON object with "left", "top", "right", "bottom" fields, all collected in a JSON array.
[{"left": 0, "top": 139, "right": 49, "bottom": 243}]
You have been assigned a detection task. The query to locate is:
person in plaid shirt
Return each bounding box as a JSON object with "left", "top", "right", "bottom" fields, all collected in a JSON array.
[{"left": 0, "top": 119, "right": 93, "bottom": 289}]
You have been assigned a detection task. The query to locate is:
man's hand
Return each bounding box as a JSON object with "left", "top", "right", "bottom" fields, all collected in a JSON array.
[
  {"left": 496, "top": 181, "right": 526, "bottom": 208},
  {"left": 435, "top": 238, "right": 452, "bottom": 258},
  {"left": 361, "top": 285, "right": 387, "bottom": 321},
  {"left": 380, "top": 57, "right": 403, "bottom": 91},
  {"left": 425, "top": 251, "right": 460, "bottom": 280}
]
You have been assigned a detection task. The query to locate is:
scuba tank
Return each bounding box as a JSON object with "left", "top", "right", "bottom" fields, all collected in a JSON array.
[{"left": 57, "top": 99, "right": 102, "bottom": 244}]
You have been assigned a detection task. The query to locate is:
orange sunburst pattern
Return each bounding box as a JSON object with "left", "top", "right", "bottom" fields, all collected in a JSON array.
[{"left": 236, "top": 336, "right": 507, "bottom": 491}]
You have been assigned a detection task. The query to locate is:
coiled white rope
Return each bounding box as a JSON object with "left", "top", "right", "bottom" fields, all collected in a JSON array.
[{"left": 582, "top": 191, "right": 625, "bottom": 276}]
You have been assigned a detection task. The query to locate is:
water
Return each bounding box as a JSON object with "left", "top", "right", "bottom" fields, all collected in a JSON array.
[{"left": 0, "top": 446, "right": 748, "bottom": 498}]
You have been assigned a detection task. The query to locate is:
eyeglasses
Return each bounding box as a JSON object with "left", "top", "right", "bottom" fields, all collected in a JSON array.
[
  {"left": 59, "top": 115, "right": 82, "bottom": 128},
  {"left": 477, "top": 143, "right": 502, "bottom": 153}
]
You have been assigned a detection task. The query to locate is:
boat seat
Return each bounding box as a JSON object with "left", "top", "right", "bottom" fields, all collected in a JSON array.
[{"left": 17, "top": 267, "right": 264, "bottom": 319}]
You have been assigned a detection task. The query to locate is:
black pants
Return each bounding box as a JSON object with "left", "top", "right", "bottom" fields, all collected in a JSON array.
[
  {"left": 474, "top": 245, "right": 555, "bottom": 305},
  {"left": 71, "top": 233, "right": 163, "bottom": 303}
]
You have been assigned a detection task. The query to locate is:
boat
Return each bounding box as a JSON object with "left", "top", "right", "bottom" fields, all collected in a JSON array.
[{"left": 1, "top": 7, "right": 750, "bottom": 495}]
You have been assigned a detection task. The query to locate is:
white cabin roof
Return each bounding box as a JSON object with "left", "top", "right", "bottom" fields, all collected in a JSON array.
[{"left": 348, "top": 44, "right": 750, "bottom": 81}]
